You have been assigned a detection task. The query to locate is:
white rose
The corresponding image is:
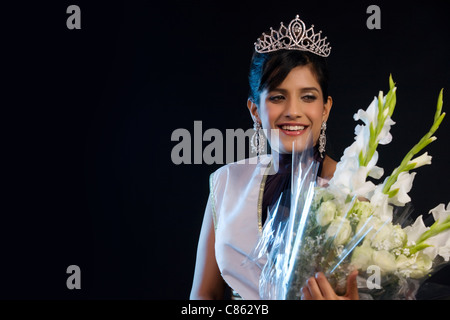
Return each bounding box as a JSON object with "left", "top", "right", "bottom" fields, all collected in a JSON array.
[
  {"left": 410, "top": 253, "right": 433, "bottom": 279},
  {"left": 371, "top": 223, "right": 393, "bottom": 247},
  {"left": 372, "top": 250, "right": 397, "bottom": 274},
  {"left": 395, "top": 253, "right": 433, "bottom": 279},
  {"left": 356, "top": 216, "right": 370, "bottom": 235},
  {"left": 316, "top": 200, "right": 337, "bottom": 226},
  {"left": 372, "top": 224, "right": 406, "bottom": 251},
  {"left": 356, "top": 215, "right": 382, "bottom": 239},
  {"left": 352, "top": 200, "right": 373, "bottom": 219},
  {"left": 326, "top": 217, "right": 352, "bottom": 246},
  {"left": 351, "top": 240, "right": 374, "bottom": 270},
  {"left": 391, "top": 225, "right": 407, "bottom": 248},
  {"left": 395, "top": 254, "right": 410, "bottom": 269}
]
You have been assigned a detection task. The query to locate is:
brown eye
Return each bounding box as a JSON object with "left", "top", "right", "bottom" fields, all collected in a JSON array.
[
  {"left": 268, "top": 95, "right": 285, "bottom": 102},
  {"left": 302, "top": 95, "right": 317, "bottom": 102}
]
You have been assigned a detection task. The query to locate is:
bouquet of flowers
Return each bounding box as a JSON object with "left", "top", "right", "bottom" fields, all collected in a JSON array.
[{"left": 250, "top": 76, "right": 449, "bottom": 300}]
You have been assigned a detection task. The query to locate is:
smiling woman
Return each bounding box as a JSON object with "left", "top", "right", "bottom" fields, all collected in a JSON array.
[
  {"left": 189, "top": 14, "right": 357, "bottom": 300},
  {"left": 248, "top": 60, "right": 332, "bottom": 155}
]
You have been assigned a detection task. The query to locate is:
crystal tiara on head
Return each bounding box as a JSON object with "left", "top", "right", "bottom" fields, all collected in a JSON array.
[{"left": 254, "top": 15, "right": 331, "bottom": 57}]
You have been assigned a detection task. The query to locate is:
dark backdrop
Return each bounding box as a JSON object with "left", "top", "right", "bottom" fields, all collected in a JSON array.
[{"left": 3, "top": 0, "right": 450, "bottom": 299}]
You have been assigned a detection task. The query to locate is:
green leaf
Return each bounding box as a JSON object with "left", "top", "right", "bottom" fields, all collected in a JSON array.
[
  {"left": 418, "top": 221, "right": 450, "bottom": 243},
  {"left": 388, "top": 188, "right": 399, "bottom": 198},
  {"left": 388, "top": 88, "right": 397, "bottom": 117},
  {"left": 370, "top": 123, "right": 375, "bottom": 139},
  {"left": 435, "top": 88, "right": 444, "bottom": 123},
  {"left": 403, "top": 163, "right": 417, "bottom": 172},
  {"left": 345, "top": 194, "right": 353, "bottom": 204},
  {"left": 378, "top": 90, "right": 384, "bottom": 114},
  {"left": 409, "top": 242, "right": 432, "bottom": 255},
  {"left": 382, "top": 88, "right": 445, "bottom": 195},
  {"left": 389, "top": 74, "right": 395, "bottom": 90}
]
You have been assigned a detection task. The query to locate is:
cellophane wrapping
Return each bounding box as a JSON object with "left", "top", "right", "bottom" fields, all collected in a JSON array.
[{"left": 248, "top": 78, "right": 450, "bottom": 300}]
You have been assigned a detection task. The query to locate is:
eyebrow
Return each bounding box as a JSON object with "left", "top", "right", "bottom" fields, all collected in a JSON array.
[{"left": 270, "top": 87, "right": 320, "bottom": 93}]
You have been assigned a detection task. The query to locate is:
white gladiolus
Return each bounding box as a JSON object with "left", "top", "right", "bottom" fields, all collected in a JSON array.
[
  {"left": 387, "top": 172, "right": 416, "bottom": 206},
  {"left": 423, "top": 230, "right": 450, "bottom": 260},
  {"left": 328, "top": 157, "right": 377, "bottom": 200},
  {"left": 253, "top": 78, "right": 448, "bottom": 300},
  {"left": 429, "top": 202, "right": 450, "bottom": 224},
  {"left": 408, "top": 152, "right": 432, "bottom": 169},
  {"left": 327, "top": 95, "right": 394, "bottom": 201},
  {"left": 403, "top": 215, "right": 429, "bottom": 246},
  {"left": 437, "top": 237, "right": 450, "bottom": 262},
  {"left": 370, "top": 185, "right": 394, "bottom": 221},
  {"left": 353, "top": 96, "right": 395, "bottom": 145},
  {"left": 353, "top": 96, "right": 396, "bottom": 146}
]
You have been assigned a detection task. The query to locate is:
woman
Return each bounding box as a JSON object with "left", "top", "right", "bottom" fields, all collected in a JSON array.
[{"left": 190, "top": 15, "right": 359, "bottom": 300}]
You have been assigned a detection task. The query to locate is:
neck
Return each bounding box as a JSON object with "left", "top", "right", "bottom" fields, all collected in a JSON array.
[
  {"left": 270, "top": 146, "right": 324, "bottom": 174},
  {"left": 271, "top": 151, "right": 292, "bottom": 174}
]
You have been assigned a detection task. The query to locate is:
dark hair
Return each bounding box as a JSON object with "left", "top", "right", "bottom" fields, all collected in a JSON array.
[{"left": 248, "top": 50, "right": 329, "bottom": 105}]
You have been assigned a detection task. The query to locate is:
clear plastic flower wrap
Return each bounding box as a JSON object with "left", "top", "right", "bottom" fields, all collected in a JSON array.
[
  {"left": 248, "top": 76, "right": 450, "bottom": 300},
  {"left": 253, "top": 136, "right": 321, "bottom": 300}
]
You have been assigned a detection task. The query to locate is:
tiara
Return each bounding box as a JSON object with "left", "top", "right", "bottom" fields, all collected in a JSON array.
[{"left": 254, "top": 15, "right": 331, "bottom": 57}]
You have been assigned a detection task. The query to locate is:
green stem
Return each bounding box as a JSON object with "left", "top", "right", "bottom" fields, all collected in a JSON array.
[
  {"left": 408, "top": 243, "right": 432, "bottom": 255},
  {"left": 361, "top": 79, "right": 397, "bottom": 167},
  {"left": 382, "top": 91, "right": 445, "bottom": 195},
  {"left": 416, "top": 221, "right": 450, "bottom": 244},
  {"left": 408, "top": 220, "right": 450, "bottom": 255}
]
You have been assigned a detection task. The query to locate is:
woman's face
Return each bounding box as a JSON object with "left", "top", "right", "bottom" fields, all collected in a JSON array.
[{"left": 249, "top": 65, "right": 332, "bottom": 154}]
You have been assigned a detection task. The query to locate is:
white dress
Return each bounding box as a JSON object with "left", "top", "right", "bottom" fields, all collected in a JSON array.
[
  {"left": 208, "top": 155, "right": 272, "bottom": 300},
  {"left": 207, "top": 154, "right": 329, "bottom": 300}
]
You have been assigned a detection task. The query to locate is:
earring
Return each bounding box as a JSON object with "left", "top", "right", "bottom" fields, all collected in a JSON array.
[
  {"left": 319, "top": 121, "right": 327, "bottom": 158},
  {"left": 251, "top": 122, "right": 266, "bottom": 158}
]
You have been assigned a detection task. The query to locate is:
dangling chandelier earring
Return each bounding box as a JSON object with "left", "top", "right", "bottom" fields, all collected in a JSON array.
[
  {"left": 251, "top": 122, "right": 266, "bottom": 159},
  {"left": 319, "top": 121, "right": 327, "bottom": 158}
]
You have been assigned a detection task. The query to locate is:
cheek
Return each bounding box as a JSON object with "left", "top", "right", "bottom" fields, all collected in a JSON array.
[
  {"left": 267, "top": 109, "right": 280, "bottom": 128},
  {"left": 258, "top": 104, "right": 279, "bottom": 129},
  {"left": 305, "top": 101, "right": 325, "bottom": 119},
  {"left": 305, "top": 104, "right": 325, "bottom": 140}
]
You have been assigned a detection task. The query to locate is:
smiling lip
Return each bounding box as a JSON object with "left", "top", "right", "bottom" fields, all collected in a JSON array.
[{"left": 277, "top": 123, "right": 309, "bottom": 136}]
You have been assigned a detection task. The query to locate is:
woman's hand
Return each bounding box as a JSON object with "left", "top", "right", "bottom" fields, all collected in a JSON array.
[{"left": 301, "top": 270, "right": 359, "bottom": 300}]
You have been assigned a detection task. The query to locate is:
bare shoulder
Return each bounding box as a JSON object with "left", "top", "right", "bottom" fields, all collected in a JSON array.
[{"left": 321, "top": 155, "right": 337, "bottom": 181}]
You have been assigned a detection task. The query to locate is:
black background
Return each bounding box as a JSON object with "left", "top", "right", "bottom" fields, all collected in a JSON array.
[{"left": 2, "top": 0, "right": 450, "bottom": 299}]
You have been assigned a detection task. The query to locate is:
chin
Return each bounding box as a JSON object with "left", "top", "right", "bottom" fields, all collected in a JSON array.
[
  {"left": 282, "top": 138, "right": 315, "bottom": 154},
  {"left": 267, "top": 130, "right": 317, "bottom": 154}
]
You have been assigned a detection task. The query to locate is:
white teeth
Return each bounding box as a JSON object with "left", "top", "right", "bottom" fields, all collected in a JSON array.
[{"left": 281, "top": 125, "right": 305, "bottom": 131}]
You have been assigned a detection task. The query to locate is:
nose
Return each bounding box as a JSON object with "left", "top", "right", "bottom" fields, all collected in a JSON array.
[{"left": 283, "top": 97, "right": 303, "bottom": 119}]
